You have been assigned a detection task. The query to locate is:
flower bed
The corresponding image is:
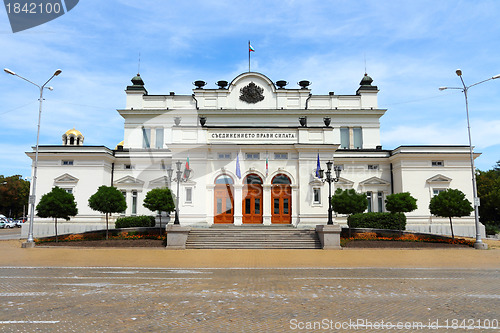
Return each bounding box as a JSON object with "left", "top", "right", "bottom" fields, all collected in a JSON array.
[
  {"left": 35, "top": 230, "right": 165, "bottom": 245},
  {"left": 340, "top": 231, "right": 475, "bottom": 247}
]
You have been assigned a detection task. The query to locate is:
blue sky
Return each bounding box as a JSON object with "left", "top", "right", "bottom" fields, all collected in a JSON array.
[{"left": 1, "top": 0, "right": 500, "bottom": 179}]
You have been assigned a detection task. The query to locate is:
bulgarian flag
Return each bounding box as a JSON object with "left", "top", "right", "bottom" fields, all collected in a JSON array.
[
  {"left": 249, "top": 41, "right": 255, "bottom": 52},
  {"left": 183, "top": 157, "right": 190, "bottom": 179},
  {"left": 265, "top": 155, "right": 269, "bottom": 177}
]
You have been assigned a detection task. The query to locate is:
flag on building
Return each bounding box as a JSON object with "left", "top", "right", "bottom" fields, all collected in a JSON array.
[
  {"left": 236, "top": 153, "right": 241, "bottom": 179},
  {"left": 265, "top": 154, "right": 269, "bottom": 177},
  {"left": 183, "top": 156, "right": 190, "bottom": 180},
  {"left": 249, "top": 41, "right": 255, "bottom": 52},
  {"left": 315, "top": 153, "right": 321, "bottom": 178}
]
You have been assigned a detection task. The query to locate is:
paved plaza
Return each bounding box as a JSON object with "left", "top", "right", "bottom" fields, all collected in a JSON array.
[{"left": 0, "top": 240, "right": 499, "bottom": 332}]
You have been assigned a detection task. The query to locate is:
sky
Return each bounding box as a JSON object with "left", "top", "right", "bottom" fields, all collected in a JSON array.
[{"left": 1, "top": 0, "right": 500, "bottom": 179}]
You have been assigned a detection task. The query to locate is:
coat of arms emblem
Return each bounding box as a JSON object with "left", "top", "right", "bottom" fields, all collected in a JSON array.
[{"left": 239, "top": 82, "right": 265, "bottom": 104}]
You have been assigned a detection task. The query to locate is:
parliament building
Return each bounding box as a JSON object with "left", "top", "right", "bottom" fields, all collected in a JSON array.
[{"left": 24, "top": 70, "right": 484, "bottom": 238}]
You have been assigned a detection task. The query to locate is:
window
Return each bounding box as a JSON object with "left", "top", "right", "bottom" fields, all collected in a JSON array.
[
  {"left": 121, "top": 191, "right": 126, "bottom": 214},
  {"left": 62, "top": 188, "right": 73, "bottom": 194},
  {"left": 218, "top": 153, "right": 231, "bottom": 160},
  {"left": 62, "top": 160, "right": 74, "bottom": 166},
  {"left": 274, "top": 153, "right": 288, "bottom": 160},
  {"left": 340, "top": 127, "right": 349, "bottom": 149},
  {"left": 377, "top": 191, "right": 384, "bottom": 212},
  {"left": 313, "top": 188, "right": 321, "bottom": 204},
  {"left": 142, "top": 128, "right": 151, "bottom": 148},
  {"left": 132, "top": 191, "right": 138, "bottom": 215},
  {"left": 124, "top": 164, "right": 132, "bottom": 170},
  {"left": 155, "top": 128, "right": 164, "bottom": 149},
  {"left": 368, "top": 164, "right": 379, "bottom": 170},
  {"left": 245, "top": 153, "right": 260, "bottom": 160},
  {"left": 433, "top": 188, "right": 446, "bottom": 197},
  {"left": 353, "top": 128, "right": 363, "bottom": 149},
  {"left": 367, "top": 191, "right": 373, "bottom": 212},
  {"left": 185, "top": 187, "right": 192, "bottom": 204},
  {"left": 432, "top": 160, "right": 444, "bottom": 167}
]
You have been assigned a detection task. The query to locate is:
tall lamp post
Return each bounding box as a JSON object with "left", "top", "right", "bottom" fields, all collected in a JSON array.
[
  {"left": 439, "top": 69, "right": 500, "bottom": 250},
  {"left": 166, "top": 160, "right": 191, "bottom": 225},
  {"left": 4, "top": 68, "right": 62, "bottom": 247},
  {"left": 318, "top": 161, "right": 342, "bottom": 225}
]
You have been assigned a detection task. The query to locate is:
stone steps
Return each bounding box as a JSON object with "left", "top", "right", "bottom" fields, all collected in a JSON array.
[{"left": 186, "top": 227, "right": 321, "bottom": 249}]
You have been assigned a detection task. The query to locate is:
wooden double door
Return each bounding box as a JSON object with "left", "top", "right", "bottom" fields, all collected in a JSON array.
[
  {"left": 242, "top": 184, "right": 263, "bottom": 224},
  {"left": 214, "top": 184, "right": 234, "bottom": 224},
  {"left": 271, "top": 184, "right": 292, "bottom": 224}
]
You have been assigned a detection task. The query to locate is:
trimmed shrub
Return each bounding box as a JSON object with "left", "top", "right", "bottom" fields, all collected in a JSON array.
[
  {"left": 115, "top": 215, "right": 155, "bottom": 228},
  {"left": 348, "top": 212, "right": 406, "bottom": 230}
]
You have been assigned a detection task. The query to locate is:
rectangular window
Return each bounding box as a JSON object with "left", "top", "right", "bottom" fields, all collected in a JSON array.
[
  {"left": 432, "top": 160, "right": 444, "bottom": 167},
  {"left": 274, "top": 198, "right": 280, "bottom": 214},
  {"left": 245, "top": 153, "right": 260, "bottom": 160},
  {"left": 62, "top": 160, "right": 74, "bottom": 165},
  {"left": 274, "top": 153, "right": 288, "bottom": 160},
  {"left": 155, "top": 128, "right": 164, "bottom": 149},
  {"left": 255, "top": 198, "right": 261, "bottom": 214},
  {"left": 132, "top": 191, "right": 137, "bottom": 215},
  {"left": 121, "top": 191, "right": 127, "bottom": 214},
  {"left": 218, "top": 153, "right": 231, "bottom": 159},
  {"left": 245, "top": 198, "right": 251, "bottom": 214},
  {"left": 368, "top": 164, "right": 379, "bottom": 170},
  {"left": 367, "top": 191, "right": 372, "bottom": 212},
  {"left": 226, "top": 198, "right": 232, "bottom": 214},
  {"left": 283, "top": 198, "right": 289, "bottom": 214},
  {"left": 433, "top": 188, "right": 446, "bottom": 196},
  {"left": 62, "top": 188, "right": 73, "bottom": 194},
  {"left": 124, "top": 164, "right": 132, "bottom": 170},
  {"left": 142, "top": 128, "right": 151, "bottom": 148},
  {"left": 377, "top": 191, "right": 384, "bottom": 212},
  {"left": 340, "top": 127, "right": 349, "bottom": 149},
  {"left": 313, "top": 188, "right": 321, "bottom": 204},
  {"left": 217, "top": 198, "right": 222, "bottom": 214},
  {"left": 353, "top": 127, "right": 363, "bottom": 149},
  {"left": 185, "top": 188, "right": 192, "bottom": 204}
]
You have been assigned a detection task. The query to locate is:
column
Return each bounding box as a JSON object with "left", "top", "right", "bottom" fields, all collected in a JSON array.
[
  {"left": 234, "top": 184, "right": 243, "bottom": 225},
  {"left": 263, "top": 184, "right": 272, "bottom": 225}
]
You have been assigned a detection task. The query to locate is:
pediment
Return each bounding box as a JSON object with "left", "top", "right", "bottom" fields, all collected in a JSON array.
[
  {"left": 336, "top": 177, "right": 354, "bottom": 186},
  {"left": 149, "top": 176, "right": 170, "bottom": 186},
  {"left": 427, "top": 174, "right": 452, "bottom": 183},
  {"left": 359, "top": 177, "right": 391, "bottom": 186},
  {"left": 54, "top": 173, "right": 79, "bottom": 184},
  {"left": 114, "top": 176, "right": 144, "bottom": 186}
]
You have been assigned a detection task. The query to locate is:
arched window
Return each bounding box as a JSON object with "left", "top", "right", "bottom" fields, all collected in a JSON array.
[
  {"left": 245, "top": 174, "right": 262, "bottom": 185},
  {"left": 69, "top": 137, "right": 75, "bottom": 145},
  {"left": 215, "top": 174, "right": 234, "bottom": 185},
  {"left": 271, "top": 174, "right": 291, "bottom": 184}
]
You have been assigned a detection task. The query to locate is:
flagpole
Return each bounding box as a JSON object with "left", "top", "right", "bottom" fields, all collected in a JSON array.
[{"left": 248, "top": 41, "right": 251, "bottom": 72}]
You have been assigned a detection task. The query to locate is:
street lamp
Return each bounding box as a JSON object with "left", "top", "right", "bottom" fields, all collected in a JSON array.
[
  {"left": 319, "top": 160, "right": 342, "bottom": 225},
  {"left": 166, "top": 160, "right": 191, "bottom": 225},
  {"left": 4, "top": 68, "right": 62, "bottom": 247},
  {"left": 440, "top": 69, "right": 500, "bottom": 250}
]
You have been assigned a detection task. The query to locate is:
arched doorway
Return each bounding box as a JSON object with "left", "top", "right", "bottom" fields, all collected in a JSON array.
[
  {"left": 243, "top": 174, "right": 263, "bottom": 224},
  {"left": 214, "top": 175, "right": 234, "bottom": 224},
  {"left": 271, "top": 174, "right": 292, "bottom": 224}
]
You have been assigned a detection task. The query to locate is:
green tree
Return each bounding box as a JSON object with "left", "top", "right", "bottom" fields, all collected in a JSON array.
[
  {"left": 36, "top": 187, "right": 78, "bottom": 242},
  {"left": 385, "top": 192, "right": 418, "bottom": 234},
  {"left": 429, "top": 189, "right": 473, "bottom": 240},
  {"left": 0, "top": 175, "right": 30, "bottom": 218},
  {"left": 331, "top": 188, "right": 368, "bottom": 237},
  {"left": 143, "top": 187, "right": 175, "bottom": 235},
  {"left": 88, "top": 186, "right": 127, "bottom": 240},
  {"left": 476, "top": 162, "right": 500, "bottom": 234}
]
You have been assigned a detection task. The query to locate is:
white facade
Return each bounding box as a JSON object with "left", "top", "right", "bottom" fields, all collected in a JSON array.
[{"left": 24, "top": 71, "right": 485, "bottom": 238}]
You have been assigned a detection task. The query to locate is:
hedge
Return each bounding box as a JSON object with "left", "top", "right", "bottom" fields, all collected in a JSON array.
[
  {"left": 348, "top": 212, "right": 406, "bottom": 230},
  {"left": 115, "top": 215, "right": 155, "bottom": 228}
]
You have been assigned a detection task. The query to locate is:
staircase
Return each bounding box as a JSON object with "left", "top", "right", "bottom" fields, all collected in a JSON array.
[{"left": 185, "top": 226, "right": 321, "bottom": 249}]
